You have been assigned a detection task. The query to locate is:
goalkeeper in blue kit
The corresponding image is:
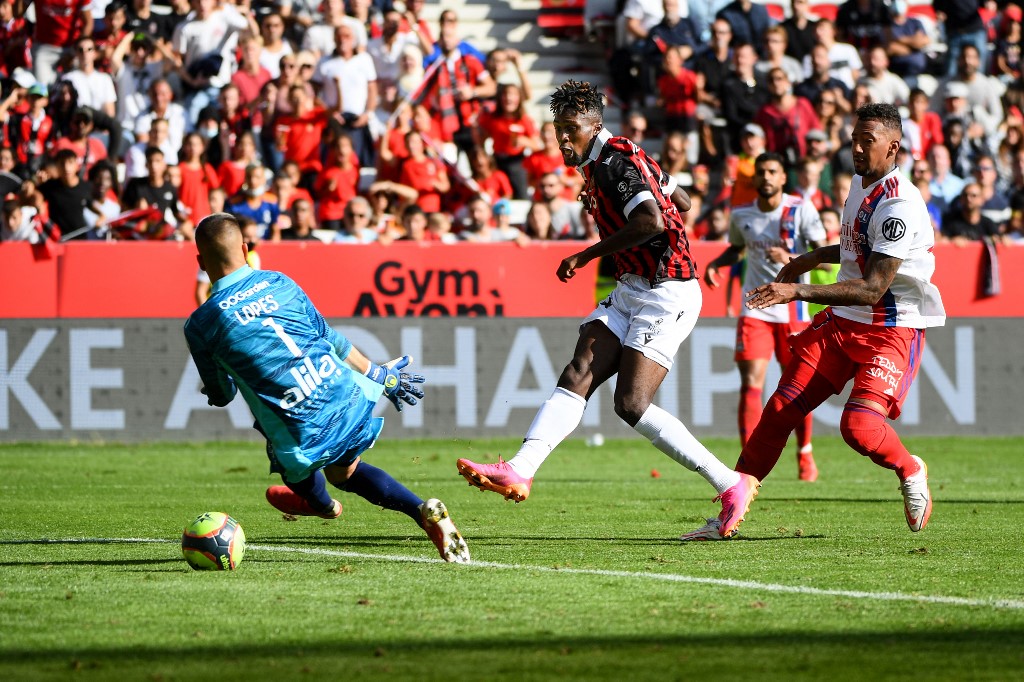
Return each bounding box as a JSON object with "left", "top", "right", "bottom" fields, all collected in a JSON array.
[{"left": 184, "top": 213, "right": 469, "bottom": 563}]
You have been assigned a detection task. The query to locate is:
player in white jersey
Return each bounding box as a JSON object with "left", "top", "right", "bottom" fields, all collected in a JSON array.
[
  {"left": 685, "top": 103, "right": 943, "bottom": 540},
  {"left": 701, "top": 153, "right": 828, "bottom": 489}
]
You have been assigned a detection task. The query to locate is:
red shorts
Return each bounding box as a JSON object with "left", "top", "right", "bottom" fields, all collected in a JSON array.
[
  {"left": 790, "top": 309, "right": 925, "bottom": 419},
  {"left": 734, "top": 316, "right": 808, "bottom": 364}
]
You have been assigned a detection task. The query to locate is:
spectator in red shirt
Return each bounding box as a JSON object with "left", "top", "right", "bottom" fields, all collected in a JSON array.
[
  {"left": 522, "top": 121, "right": 583, "bottom": 201},
  {"left": 95, "top": 2, "right": 129, "bottom": 74},
  {"left": 417, "top": 10, "right": 495, "bottom": 151},
  {"left": 49, "top": 107, "right": 107, "bottom": 176},
  {"left": 29, "top": 0, "right": 93, "bottom": 87},
  {"left": 177, "top": 131, "right": 219, "bottom": 223},
  {"left": 0, "top": 0, "right": 31, "bottom": 78},
  {"left": 271, "top": 163, "right": 313, "bottom": 212},
  {"left": 314, "top": 133, "right": 360, "bottom": 230},
  {"left": 410, "top": 101, "right": 445, "bottom": 143},
  {"left": 657, "top": 45, "right": 698, "bottom": 135},
  {"left": 0, "top": 83, "right": 52, "bottom": 178},
  {"left": 376, "top": 102, "right": 412, "bottom": 183},
  {"left": 903, "top": 87, "right": 944, "bottom": 161},
  {"left": 754, "top": 67, "right": 821, "bottom": 167},
  {"left": 231, "top": 33, "right": 272, "bottom": 108},
  {"left": 274, "top": 84, "right": 330, "bottom": 187},
  {"left": 467, "top": 146, "right": 513, "bottom": 203},
  {"left": 216, "top": 84, "right": 254, "bottom": 152},
  {"left": 217, "top": 130, "right": 260, "bottom": 197},
  {"left": 791, "top": 156, "right": 833, "bottom": 211},
  {"left": 475, "top": 83, "right": 539, "bottom": 199},
  {"left": 399, "top": 130, "right": 449, "bottom": 213},
  {"left": 398, "top": 0, "right": 434, "bottom": 56}
]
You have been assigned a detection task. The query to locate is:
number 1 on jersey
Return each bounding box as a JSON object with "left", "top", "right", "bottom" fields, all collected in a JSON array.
[{"left": 262, "top": 317, "right": 302, "bottom": 357}]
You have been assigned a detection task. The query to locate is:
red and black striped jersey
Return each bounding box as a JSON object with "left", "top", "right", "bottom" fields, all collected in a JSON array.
[{"left": 578, "top": 128, "right": 697, "bottom": 284}]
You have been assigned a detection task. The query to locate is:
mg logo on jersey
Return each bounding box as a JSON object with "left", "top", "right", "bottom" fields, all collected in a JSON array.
[
  {"left": 279, "top": 354, "right": 343, "bottom": 408},
  {"left": 882, "top": 217, "right": 907, "bottom": 241}
]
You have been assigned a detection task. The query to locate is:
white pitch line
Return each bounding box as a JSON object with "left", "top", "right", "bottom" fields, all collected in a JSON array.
[
  {"left": 247, "top": 543, "right": 1024, "bottom": 611},
  {"left": 22, "top": 538, "right": 1024, "bottom": 611}
]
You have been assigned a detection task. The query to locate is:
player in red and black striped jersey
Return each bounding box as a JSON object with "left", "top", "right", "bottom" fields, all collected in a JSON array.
[
  {"left": 568, "top": 123, "right": 697, "bottom": 285},
  {"left": 457, "top": 81, "right": 760, "bottom": 540}
]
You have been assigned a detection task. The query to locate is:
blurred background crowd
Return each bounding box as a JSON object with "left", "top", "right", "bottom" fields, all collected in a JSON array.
[{"left": 0, "top": 0, "right": 1021, "bottom": 249}]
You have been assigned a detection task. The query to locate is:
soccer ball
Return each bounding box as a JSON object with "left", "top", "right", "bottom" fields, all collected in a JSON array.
[{"left": 181, "top": 512, "right": 246, "bottom": 571}]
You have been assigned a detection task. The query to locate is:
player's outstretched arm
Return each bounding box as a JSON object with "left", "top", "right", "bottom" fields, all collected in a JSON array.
[
  {"left": 748, "top": 252, "right": 902, "bottom": 310},
  {"left": 775, "top": 244, "right": 840, "bottom": 283},
  {"left": 346, "top": 348, "right": 426, "bottom": 412}
]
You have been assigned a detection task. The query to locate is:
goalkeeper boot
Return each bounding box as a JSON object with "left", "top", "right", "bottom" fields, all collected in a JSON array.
[
  {"left": 265, "top": 486, "right": 343, "bottom": 519},
  {"left": 456, "top": 456, "right": 533, "bottom": 502},
  {"left": 679, "top": 517, "right": 729, "bottom": 542},
  {"left": 899, "top": 455, "right": 932, "bottom": 532},
  {"left": 798, "top": 449, "right": 819, "bottom": 482},
  {"left": 716, "top": 473, "right": 761, "bottom": 538},
  {"left": 420, "top": 498, "right": 470, "bottom": 563}
]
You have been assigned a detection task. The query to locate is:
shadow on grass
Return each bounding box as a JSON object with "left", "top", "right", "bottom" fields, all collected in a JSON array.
[
  {"left": 2, "top": 629, "right": 1023, "bottom": 672},
  {"left": 0, "top": 559, "right": 181, "bottom": 568}
]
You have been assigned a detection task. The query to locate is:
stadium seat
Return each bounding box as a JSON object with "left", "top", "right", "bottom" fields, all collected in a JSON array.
[
  {"left": 809, "top": 3, "right": 838, "bottom": 21},
  {"left": 765, "top": 3, "right": 787, "bottom": 21},
  {"left": 539, "top": 0, "right": 586, "bottom": 38},
  {"left": 906, "top": 3, "right": 936, "bottom": 21}
]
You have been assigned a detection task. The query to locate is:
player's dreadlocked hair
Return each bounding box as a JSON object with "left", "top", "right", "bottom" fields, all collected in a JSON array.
[
  {"left": 549, "top": 80, "right": 604, "bottom": 120},
  {"left": 855, "top": 103, "right": 903, "bottom": 138}
]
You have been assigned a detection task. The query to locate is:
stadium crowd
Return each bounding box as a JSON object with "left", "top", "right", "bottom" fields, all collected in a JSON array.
[
  {"left": 0, "top": 0, "right": 1022, "bottom": 247},
  {"left": 602, "top": 0, "right": 1024, "bottom": 245}
]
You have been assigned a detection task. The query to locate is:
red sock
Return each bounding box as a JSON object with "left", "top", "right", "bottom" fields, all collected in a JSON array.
[
  {"left": 839, "top": 404, "right": 917, "bottom": 479},
  {"left": 738, "top": 386, "right": 763, "bottom": 447},
  {"left": 795, "top": 413, "right": 813, "bottom": 453},
  {"left": 737, "top": 362, "right": 835, "bottom": 482}
]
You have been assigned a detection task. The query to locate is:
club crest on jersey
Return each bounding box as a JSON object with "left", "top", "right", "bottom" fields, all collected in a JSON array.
[{"left": 882, "top": 217, "right": 907, "bottom": 241}]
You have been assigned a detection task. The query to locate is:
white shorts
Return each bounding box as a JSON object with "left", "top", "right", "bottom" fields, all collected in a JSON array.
[{"left": 581, "top": 274, "right": 702, "bottom": 371}]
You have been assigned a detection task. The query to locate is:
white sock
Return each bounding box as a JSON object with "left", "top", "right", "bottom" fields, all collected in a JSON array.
[
  {"left": 508, "top": 387, "right": 587, "bottom": 479},
  {"left": 633, "top": 404, "right": 740, "bottom": 494}
]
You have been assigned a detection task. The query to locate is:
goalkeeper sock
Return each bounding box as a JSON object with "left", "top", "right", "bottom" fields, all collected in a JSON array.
[
  {"left": 634, "top": 404, "right": 740, "bottom": 494},
  {"left": 284, "top": 470, "right": 335, "bottom": 513},
  {"left": 334, "top": 461, "right": 423, "bottom": 522},
  {"left": 508, "top": 387, "right": 587, "bottom": 479}
]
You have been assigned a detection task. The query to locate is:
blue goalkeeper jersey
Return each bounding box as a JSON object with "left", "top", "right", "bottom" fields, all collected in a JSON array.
[{"left": 184, "top": 265, "right": 385, "bottom": 481}]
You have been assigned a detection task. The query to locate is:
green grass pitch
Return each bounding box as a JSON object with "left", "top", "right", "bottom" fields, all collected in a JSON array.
[{"left": 1, "top": 437, "right": 1022, "bottom": 681}]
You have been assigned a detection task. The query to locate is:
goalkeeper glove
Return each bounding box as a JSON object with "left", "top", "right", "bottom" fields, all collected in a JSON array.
[{"left": 364, "top": 355, "right": 426, "bottom": 412}]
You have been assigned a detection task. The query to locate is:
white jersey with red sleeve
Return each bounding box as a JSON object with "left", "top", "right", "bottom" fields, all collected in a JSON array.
[
  {"left": 835, "top": 168, "right": 945, "bottom": 328},
  {"left": 729, "top": 194, "right": 826, "bottom": 323}
]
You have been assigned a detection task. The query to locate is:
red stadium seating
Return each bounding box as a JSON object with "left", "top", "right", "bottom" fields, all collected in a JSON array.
[
  {"left": 907, "top": 4, "right": 936, "bottom": 20},
  {"left": 765, "top": 3, "right": 787, "bottom": 21},
  {"left": 809, "top": 3, "right": 838, "bottom": 21},
  {"left": 538, "top": 0, "right": 586, "bottom": 37}
]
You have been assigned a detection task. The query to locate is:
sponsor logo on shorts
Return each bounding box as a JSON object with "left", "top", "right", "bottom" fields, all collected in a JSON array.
[
  {"left": 866, "top": 355, "right": 904, "bottom": 392},
  {"left": 641, "top": 316, "right": 665, "bottom": 345}
]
